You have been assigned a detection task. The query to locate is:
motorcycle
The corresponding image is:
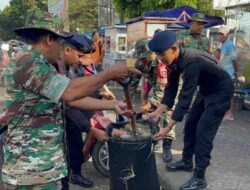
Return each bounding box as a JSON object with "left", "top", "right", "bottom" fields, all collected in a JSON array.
[
  {"left": 82, "top": 111, "right": 110, "bottom": 177},
  {"left": 82, "top": 113, "right": 128, "bottom": 177}
]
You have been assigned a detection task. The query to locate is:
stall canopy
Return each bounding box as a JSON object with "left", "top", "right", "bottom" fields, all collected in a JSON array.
[
  {"left": 83, "top": 28, "right": 105, "bottom": 38},
  {"left": 144, "top": 6, "right": 224, "bottom": 28}
]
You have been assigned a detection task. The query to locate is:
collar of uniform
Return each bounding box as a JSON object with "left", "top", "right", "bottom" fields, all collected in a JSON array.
[
  {"left": 30, "top": 48, "right": 55, "bottom": 72},
  {"left": 170, "top": 46, "right": 184, "bottom": 71},
  {"left": 188, "top": 30, "right": 204, "bottom": 38},
  {"left": 31, "top": 48, "right": 45, "bottom": 60}
]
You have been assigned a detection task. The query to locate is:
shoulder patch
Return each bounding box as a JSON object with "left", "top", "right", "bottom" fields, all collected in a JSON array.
[{"left": 159, "top": 67, "right": 167, "bottom": 78}]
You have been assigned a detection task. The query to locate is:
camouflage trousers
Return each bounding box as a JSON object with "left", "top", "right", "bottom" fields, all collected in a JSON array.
[
  {"left": 160, "top": 111, "right": 176, "bottom": 140},
  {"left": 4, "top": 180, "right": 61, "bottom": 190},
  {"left": 149, "top": 106, "right": 176, "bottom": 140}
]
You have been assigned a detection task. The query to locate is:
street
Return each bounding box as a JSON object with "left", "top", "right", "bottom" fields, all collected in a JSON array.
[
  {"left": 0, "top": 86, "right": 250, "bottom": 190},
  {"left": 1, "top": 0, "right": 250, "bottom": 189}
]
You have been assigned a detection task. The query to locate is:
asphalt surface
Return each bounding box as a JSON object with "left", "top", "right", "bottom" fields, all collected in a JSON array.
[
  {"left": 0, "top": 86, "right": 250, "bottom": 190},
  {"left": 157, "top": 110, "right": 250, "bottom": 190}
]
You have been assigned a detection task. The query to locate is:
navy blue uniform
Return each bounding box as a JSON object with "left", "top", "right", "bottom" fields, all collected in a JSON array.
[{"left": 161, "top": 48, "right": 233, "bottom": 169}]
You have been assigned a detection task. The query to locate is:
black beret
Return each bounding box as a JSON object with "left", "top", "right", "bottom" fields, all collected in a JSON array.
[
  {"left": 148, "top": 30, "right": 177, "bottom": 53},
  {"left": 63, "top": 32, "right": 94, "bottom": 54}
]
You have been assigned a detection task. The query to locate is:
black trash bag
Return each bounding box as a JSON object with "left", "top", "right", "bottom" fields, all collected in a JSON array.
[{"left": 108, "top": 137, "right": 160, "bottom": 190}]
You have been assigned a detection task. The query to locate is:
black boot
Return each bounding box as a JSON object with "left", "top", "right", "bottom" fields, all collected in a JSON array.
[
  {"left": 162, "top": 139, "right": 173, "bottom": 163},
  {"left": 61, "top": 176, "right": 69, "bottom": 190},
  {"left": 166, "top": 159, "right": 193, "bottom": 172},
  {"left": 71, "top": 171, "right": 94, "bottom": 188},
  {"left": 179, "top": 168, "right": 207, "bottom": 190}
]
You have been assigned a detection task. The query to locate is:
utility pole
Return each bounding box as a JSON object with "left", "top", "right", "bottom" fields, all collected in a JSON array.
[
  {"left": 98, "top": 0, "right": 100, "bottom": 27},
  {"left": 109, "top": 0, "right": 112, "bottom": 26}
]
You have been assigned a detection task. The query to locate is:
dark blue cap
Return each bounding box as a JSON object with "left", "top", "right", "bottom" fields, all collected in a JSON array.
[
  {"left": 63, "top": 32, "right": 94, "bottom": 54},
  {"left": 148, "top": 30, "right": 177, "bottom": 53}
]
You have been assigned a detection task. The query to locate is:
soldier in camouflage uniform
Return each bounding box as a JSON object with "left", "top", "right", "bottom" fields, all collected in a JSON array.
[
  {"left": 131, "top": 38, "right": 175, "bottom": 163},
  {"left": 129, "top": 38, "right": 152, "bottom": 103},
  {"left": 3, "top": 9, "right": 134, "bottom": 190},
  {"left": 178, "top": 13, "right": 210, "bottom": 53},
  {"left": 178, "top": 13, "right": 210, "bottom": 110}
]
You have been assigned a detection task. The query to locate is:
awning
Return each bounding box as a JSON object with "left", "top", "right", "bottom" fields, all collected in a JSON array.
[{"left": 144, "top": 6, "right": 224, "bottom": 28}]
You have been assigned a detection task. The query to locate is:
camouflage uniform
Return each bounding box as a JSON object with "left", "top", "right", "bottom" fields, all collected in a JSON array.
[
  {"left": 177, "top": 12, "right": 210, "bottom": 109},
  {"left": 3, "top": 48, "right": 70, "bottom": 186},
  {"left": 2, "top": 10, "right": 71, "bottom": 188},
  {"left": 130, "top": 61, "right": 151, "bottom": 100},
  {"left": 148, "top": 59, "right": 176, "bottom": 140},
  {"left": 178, "top": 13, "right": 210, "bottom": 53},
  {"left": 130, "top": 39, "right": 152, "bottom": 98},
  {"left": 4, "top": 180, "right": 61, "bottom": 190},
  {"left": 178, "top": 31, "right": 210, "bottom": 53},
  {"left": 132, "top": 39, "right": 175, "bottom": 140}
]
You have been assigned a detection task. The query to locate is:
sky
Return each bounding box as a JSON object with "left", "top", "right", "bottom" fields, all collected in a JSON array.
[{"left": 0, "top": 0, "right": 10, "bottom": 11}]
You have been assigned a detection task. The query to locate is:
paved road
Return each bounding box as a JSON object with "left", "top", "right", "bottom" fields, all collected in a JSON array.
[
  {"left": 1, "top": 86, "right": 250, "bottom": 190},
  {"left": 157, "top": 110, "right": 250, "bottom": 190}
]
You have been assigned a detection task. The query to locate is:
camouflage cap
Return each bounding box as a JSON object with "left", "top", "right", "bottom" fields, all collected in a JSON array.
[
  {"left": 133, "top": 38, "right": 152, "bottom": 59},
  {"left": 188, "top": 13, "right": 208, "bottom": 24},
  {"left": 14, "top": 9, "right": 71, "bottom": 39}
]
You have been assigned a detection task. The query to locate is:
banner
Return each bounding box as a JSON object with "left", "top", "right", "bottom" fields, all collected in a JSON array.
[{"left": 48, "top": 0, "right": 69, "bottom": 31}]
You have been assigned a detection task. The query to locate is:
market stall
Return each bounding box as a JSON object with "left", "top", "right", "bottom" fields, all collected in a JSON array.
[
  {"left": 126, "top": 16, "right": 177, "bottom": 67},
  {"left": 102, "top": 24, "right": 127, "bottom": 69}
]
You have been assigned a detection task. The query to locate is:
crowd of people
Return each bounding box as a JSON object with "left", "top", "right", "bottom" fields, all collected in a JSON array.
[{"left": 0, "top": 8, "right": 239, "bottom": 190}]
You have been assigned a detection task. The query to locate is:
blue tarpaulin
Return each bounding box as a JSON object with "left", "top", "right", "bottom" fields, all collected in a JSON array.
[
  {"left": 144, "top": 6, "right": 224, "bottom": 28},
  {"left": 83, "top": 28, "right": 105, "bottom": 38}
]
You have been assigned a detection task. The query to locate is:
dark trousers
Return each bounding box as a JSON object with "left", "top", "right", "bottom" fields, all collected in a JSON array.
[
  {"left": 61, "top": 117, "right": 91, "bottom": 189},
  {"left": 182, "top": 94, "right": 231, "bottom": 169},
  {"left": 65, "top": 119, "right": 85, "bottom": 173},
  {"left": 61, "top": 120, "right": 84, "bottom": 190}
]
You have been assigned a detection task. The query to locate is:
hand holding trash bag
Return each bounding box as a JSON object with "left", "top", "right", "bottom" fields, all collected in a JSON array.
[{"left": 154, "top": 119, "right": 177, "bottom": 141}]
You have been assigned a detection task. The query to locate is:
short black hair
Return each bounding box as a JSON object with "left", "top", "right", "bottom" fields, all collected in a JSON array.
[{"left": 92, "top": 31, "right": 99, "bottom": 37}]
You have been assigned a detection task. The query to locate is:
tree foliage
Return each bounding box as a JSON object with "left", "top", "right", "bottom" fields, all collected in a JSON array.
[
  {"left": 0, "top": 0, "right": 224, "bottom": 41},
  {"left": 0, "top": 0, "right": 98, "bottom": 41},
  {"left": 197, "top": 0, "right": 224, "bottom": 17},
  {"left": 69, "top": 0, "right": 98, "bottom": 33},
  {"left": 175, "top": 0, "right": 197, "bottom": 8},
  {"left": 0, "top": 0, "right": 47, "bottom": 41},
  {"left": 112, "top": 0, "right": 224, "bottom": 19}
]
